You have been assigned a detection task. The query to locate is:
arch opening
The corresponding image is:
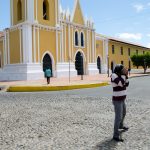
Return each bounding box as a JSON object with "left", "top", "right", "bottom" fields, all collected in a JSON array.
[
  {"left": 17, "top": 0, "right": 22, "bottom": 21},
  {"left": 75, "top": 31, "right": 79, "bottom": 46},
  {"left": 97, "top": 56, "right": 101, "bottom": 74},
  {"left": 43, "top": 0, "right": 49, "bottom": 20},
  {"left": 75, "top": 52, "right": 84, "bottom": 75},
  {"left": 42, "top": 53, "right": 53, "bottom": 76},
  {"left": 81, "top": 32, "right": 84, "bottom": 47}
]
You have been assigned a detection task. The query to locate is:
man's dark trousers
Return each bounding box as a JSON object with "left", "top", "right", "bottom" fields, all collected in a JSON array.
[{"left": 113, "top": 100, "right": 126, "bottom": 138}]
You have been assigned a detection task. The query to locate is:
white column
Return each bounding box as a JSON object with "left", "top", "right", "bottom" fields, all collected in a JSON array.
[
  {"left": 19, "top": 28, "right": 22, "bottom": 63},
  {"left": 27, "top": 0, "right": 34, "bottom": 23},
  {"left": 72, "top": 26, "right": 74, "bottom": 59},
  {"left": 22, "top": 24, "right": 33, "bottom": 63},
  {"left": 89, "top": 30, "right": 91, "bottom": 63},
  {"left": 55, "top": 0, "right": 58, "bottom": 25},
  {"left": 64, "top": 25, "right": 66, "bottom": 62},
  {"left": 33, "top": 26, "right": 36, "bottom": 63},
  {"left": 38, "top": 27, "right": 40, "bottom": 63},
  {"left": 87, "top": 29, "right": 89, "bottom": 63},
  {"left": 103, "top": 39, "right": 109, "bottom": 73},
  {"left": 3, "top": 39, "right": 5, "bottom": 66},
  {"left": 7, "top": 31, "right": 10, "bottom": 64},
  {"left": 59, "top": 31, "right": 62, "bottom": 62},
  {"left": 36, "top": 0, "right": 38, "bottom": 22},
  {"left": 10, "top": 0, "right": 13, "bottom": 26},
  {"left": 60, "top": 31, "right": 62, "bottom": 62},
  {"left": 4, "top": 31, "right": 7, "bottom": 65},
  {"left": 92, "top": 31, "right": 94, "bottom": 63},
  {"left": 57, "top": 0, "right": 60, "bottom": 24},
  {"left": 105, "top": 39, "right": 109, "bottom": 64},
  {"left": 94, "top": 32, "right": 96, "bottom": 62},
  {"left": 25, "top": 0, "right": 27, "bottom": 20},
  {"left": 56, "top": 30, "right": 58, "bottom": 63}
]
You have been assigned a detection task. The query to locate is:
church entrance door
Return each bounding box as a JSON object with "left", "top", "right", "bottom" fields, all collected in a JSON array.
[
  {"left": 97, "top": 56, "right": 101, "bottom": 74},
  {"left": 75, "top": 52, "right": 84, "bottom": 75},
  {"left": 43, "top": 53, "right": 53, "bottom": 76}
]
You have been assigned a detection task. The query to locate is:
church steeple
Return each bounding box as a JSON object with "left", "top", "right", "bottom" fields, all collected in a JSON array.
[
  {"left": 10, "top": 0, "right": 59, "bottom": 27},
  {"left": 72, "top": 0, "right": 85, "bottom": 25}
]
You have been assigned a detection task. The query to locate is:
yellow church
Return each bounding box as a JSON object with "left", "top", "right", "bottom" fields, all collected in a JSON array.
[{"left": 0, "top": 0, "right": 149, "bottom": 81}]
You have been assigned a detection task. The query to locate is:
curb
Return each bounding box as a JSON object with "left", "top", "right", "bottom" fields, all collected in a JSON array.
[
  {"left": 7, "top": 82, "right": 109, "bottom": 92},
  {"left": 129, "top": 74, "right": 150, "bottom": 79}
]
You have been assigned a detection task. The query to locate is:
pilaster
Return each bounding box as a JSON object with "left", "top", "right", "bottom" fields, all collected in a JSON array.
[{"left": 22, "top": 24, "right": 33, "bottom": 63}]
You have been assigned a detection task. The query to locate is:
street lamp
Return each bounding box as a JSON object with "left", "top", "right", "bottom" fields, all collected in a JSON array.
[
  {"left": 107, "top": 55, "right": 109, "bottom": 77},
  {"left": 68, "top": 56, "right": 71, "bottom": 83}
]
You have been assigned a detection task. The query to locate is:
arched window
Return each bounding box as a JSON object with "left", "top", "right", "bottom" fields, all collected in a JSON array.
[
  {"left": 75, "top": 31, "right": 79, "bottom": 46},
  {"left": 43, "top": 0, "right": 49, "bottom": 20},
  {"left": 17, "top": 0, "right": 22, "bottom": 21},
  {"left": 81, "top": 32, "right": 84, "bottom": 47}
]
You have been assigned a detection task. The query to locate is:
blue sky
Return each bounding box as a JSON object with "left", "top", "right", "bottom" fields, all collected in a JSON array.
[{"left": 0, "top": 0, "right": 150, "bottom": 47}]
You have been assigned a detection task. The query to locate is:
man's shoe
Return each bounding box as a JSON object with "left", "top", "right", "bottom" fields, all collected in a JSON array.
[
  {"left": 119, "top": 126, "right": 129, "bottom": 131},
  {"left": 113, "top": 137, "right": 124, "bottom": 142}
]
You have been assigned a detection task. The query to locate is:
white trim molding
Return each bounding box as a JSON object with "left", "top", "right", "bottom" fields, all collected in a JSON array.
[
  {"left": 22, "top": 24, "right": 33, "bottom": 63},
  {"left": 74, "top": 49, "right": 86, "bottom": 62},
  {"left": 80, "top": 30, "right": 85, "bottom": 48},
  {"left": 19, "top": 27, "right": 23, "bottom": 63},
  {"left": 27, "top": 0, "right": 34, "bottom": 23},
  {"left": 33, "top": 26, "right": 36, "bottom": 63}
]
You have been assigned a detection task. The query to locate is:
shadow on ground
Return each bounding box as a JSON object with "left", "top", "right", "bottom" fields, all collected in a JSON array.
[{"left": 93, "top": 138, "right": 118, "bottom": 150}]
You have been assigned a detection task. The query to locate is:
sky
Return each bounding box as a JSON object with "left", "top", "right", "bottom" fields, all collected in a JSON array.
[{"left": 0, "top": 0, "right": 150, "bottom": 47}]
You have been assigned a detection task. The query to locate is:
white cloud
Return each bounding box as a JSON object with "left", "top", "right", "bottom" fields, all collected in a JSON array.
[
  {"left": 147, "top": 34, "right": 150, "bottom": 37},
  {"left": 116, "top": 33, "right": 142, "bottom": 41},
  {"left": 133, "top": 4, "right": 144, "bottom": 13}
]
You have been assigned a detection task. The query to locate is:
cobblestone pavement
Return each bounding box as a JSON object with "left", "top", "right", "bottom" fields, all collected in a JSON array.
[{"left": 0, "top": 92, "right": 150, "bottom": 150}]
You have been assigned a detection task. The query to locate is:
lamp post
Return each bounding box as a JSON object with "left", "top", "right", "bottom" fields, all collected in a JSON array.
[
  {"left": 107, "top": 55, "right": 109, "bottom": 77},
  {"left": 68, "top": 56, "right": 71, "bottom": 83}
]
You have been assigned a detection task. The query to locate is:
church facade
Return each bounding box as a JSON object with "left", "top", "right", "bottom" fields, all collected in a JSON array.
[{"left": 0, "top": 0, "right": 149, "bottom": 81}]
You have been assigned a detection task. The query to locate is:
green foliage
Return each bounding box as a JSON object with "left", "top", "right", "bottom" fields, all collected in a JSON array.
[{"left": 131, "top": 52, "right": 150, "bottom": 73}]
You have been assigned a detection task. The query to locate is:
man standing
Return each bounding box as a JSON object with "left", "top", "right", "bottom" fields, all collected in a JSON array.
[
  {"left": 45, "top": 68, "right": 51, "bottom": 85},
  {"left": 111, "top": 64, "right": 129, "bottom": 142}
]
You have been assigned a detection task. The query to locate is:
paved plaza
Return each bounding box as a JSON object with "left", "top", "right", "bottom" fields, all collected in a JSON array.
[{"left": 0, "top": 76, "right": 150, "bottom": 150}]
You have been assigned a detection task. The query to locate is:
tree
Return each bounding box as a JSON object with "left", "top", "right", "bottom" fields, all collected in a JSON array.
[
  {"left": 131, "top": 55, "right": 141, "bottom": 69},
  {"left": 131, "top": 53, "right": 150, "bottom": 73}
]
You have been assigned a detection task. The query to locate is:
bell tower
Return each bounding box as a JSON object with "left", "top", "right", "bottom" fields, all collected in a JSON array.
[
  {"left": 10, "top": 0, "right": 59, "bottom": 27},
  {"left": 35, "top": 0, "right": 59, "bottom": 27},
  {"left": 10, "top": 0, "right": 35, "bottom": 26}
]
